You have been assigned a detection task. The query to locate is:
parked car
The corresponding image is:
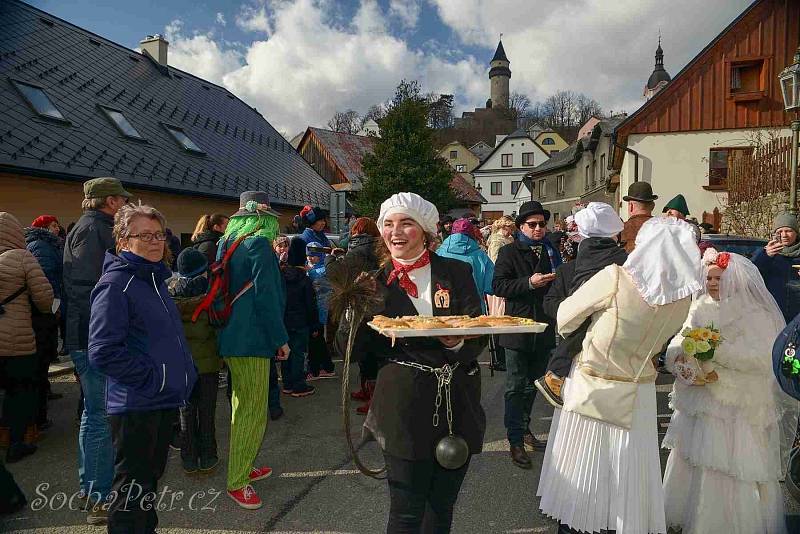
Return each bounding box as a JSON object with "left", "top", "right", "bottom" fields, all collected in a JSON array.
[{"left": 701, "top": 234, "right": 767, "bottom": 259}]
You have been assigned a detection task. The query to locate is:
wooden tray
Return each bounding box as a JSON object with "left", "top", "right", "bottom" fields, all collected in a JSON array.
[{"left": 367, "top": 322, "right": 548, "bottom": 338}]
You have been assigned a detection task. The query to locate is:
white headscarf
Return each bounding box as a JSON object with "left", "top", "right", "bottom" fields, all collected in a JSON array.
[
  {"left": 574, "top": 202, "right": 624, "bottom": 239},
  {"left": 624, "top": 217, "right": 703, "bottom": 306},
  {"left": 377, "top": 192, "right": 440, "bottom": 235}
]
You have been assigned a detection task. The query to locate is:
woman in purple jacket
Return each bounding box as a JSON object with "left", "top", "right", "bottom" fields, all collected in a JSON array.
[{"left": 88, "top": 203, "right": 197, "bottom": 532}]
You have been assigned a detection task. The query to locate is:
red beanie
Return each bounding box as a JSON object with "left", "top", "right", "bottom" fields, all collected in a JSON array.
[{"left": 31, "top": 215, "right": 58, "bottom": 229}]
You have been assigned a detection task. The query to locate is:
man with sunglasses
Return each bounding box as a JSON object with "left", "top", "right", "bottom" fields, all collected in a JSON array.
[
  {"left": 63, "top": 176, "right": 130, "bottom": 525},
  {"left": 492, "top": 201, "right": 560, "bottom": 469}
]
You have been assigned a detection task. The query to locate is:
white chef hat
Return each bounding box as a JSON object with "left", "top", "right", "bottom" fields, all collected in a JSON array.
[
  {"left": 574, "top": 202, "right": 624, "bottom": 239},
  {"left": 377, "top": 192, "right": 440, "bottom": 235}
]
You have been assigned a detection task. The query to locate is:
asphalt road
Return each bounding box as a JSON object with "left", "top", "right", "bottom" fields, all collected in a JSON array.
[{"left": 2, "top": 353, "right": 799, "bottom": 534}]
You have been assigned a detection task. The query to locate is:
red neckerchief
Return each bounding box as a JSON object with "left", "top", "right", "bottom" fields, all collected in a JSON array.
[{"left": 386, "top": 250, "right": 431, "bottom": 298}]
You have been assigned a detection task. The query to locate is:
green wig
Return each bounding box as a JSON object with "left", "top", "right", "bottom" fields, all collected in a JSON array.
[{"left": 224, "top": 213, "right": 279, "bottom": 242}]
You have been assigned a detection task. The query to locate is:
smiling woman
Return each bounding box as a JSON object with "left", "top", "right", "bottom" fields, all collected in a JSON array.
[{"left": 347, "top": 192, "right": 488, "bottom": 533}]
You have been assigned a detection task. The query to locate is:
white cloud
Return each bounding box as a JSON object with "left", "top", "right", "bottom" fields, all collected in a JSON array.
[
  {"left": 235, "top": 2, "right": 272, "bottom": 34},
  {"left": 215, "top": 12, "right": 226, "bottom": 26},
  {"left": 389, "top": 0, "right": 420, "bottom": 29},
  {"left": 430, "top": 0, "right": 753, "bottom": 116},
  {"left": 164, "top": 0, "right": 486, "bottom": 135},
  {"left": 163, "top": 20, "right": 242, "bottom": 85}
]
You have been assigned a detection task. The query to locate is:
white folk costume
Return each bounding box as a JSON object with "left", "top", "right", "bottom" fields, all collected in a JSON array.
[
  {"left": 662, "top": 250, "right": 799, "bottom": 534},
  {"left": 538, "top": 217, "right": 701, "bottom": 534}
]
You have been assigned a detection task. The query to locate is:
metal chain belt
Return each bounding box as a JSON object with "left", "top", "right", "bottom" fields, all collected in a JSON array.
[{"left": 389, "top": 360, "right": 459, "bottom": 435}]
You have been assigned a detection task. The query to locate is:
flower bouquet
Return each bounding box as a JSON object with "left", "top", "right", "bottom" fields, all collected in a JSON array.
[{"left": 675, "top": 325, "right": 724, "bottom": 385}]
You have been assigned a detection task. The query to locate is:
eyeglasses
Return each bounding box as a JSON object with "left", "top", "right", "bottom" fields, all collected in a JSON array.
[
  {"left": 128, "top": 232, "right": 167, "bottom": 242},
  {"left": 523, "top": 221, "right": 548, "bottom": 229}
]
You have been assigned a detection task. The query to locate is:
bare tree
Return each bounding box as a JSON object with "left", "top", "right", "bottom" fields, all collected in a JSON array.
[
  {"left": 508, "top": 92, "right": 531, "bottom": 120},
  {"left": 327, "top": 109, "right": 361, "bottom": 134},
  {"left": 361, "top": 104, "right": 386, "bottom": 128},
  {"left": 575, "top": 93, "right": 603, "bottom": 130}
]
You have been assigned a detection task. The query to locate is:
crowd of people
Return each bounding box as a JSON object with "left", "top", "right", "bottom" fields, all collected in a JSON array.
[{"left": 1, "top": 174, "right": 800, "bottom": 534}]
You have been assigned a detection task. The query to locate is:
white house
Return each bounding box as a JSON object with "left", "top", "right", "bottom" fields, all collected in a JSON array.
[{"left": 473, "top": 128, "right": 550, "bottom": 219}]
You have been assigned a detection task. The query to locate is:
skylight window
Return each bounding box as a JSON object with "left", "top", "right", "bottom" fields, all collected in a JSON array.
[
  {"left": 12, "top": 80, "right": 65, "bottom": 121},
  {"left": 164, "top": 125, "right": 204, "bottom": 154},
  {"left": 100, "top": 106, "right": 143, "bottom": 140}
]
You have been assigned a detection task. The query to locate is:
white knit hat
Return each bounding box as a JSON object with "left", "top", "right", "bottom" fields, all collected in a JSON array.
[
  {"left": 574, "top": 202, "right": 624, "bottom": 239},
  {"left": 377, "top": 192, "right": 440, "bottom": 235}
]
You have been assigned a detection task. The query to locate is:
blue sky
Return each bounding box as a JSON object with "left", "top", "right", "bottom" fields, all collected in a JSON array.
[{"left": 29, "top": 0, "right": 752, "bottom": 136}]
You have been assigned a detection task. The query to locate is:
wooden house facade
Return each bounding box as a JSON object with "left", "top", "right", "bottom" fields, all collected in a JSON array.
[{"left": 611, "top": 0, "right": 799, "bottom": 222}]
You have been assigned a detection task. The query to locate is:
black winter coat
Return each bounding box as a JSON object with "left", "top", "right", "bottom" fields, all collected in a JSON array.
[
  {"left": 192, "top": 230, "right": 224, "bottom": 265},
  {"left": 282, "top": 266, "right": 320, "bottom": 332},
  {"left": 63, "top": 210, "right": 114, "bottom": 351},
  {"left": 491, "top": 240, "right": 556, "bottom": 351},
  {"left": 352, "top": 254, "right": 487, "bottom": 461}
]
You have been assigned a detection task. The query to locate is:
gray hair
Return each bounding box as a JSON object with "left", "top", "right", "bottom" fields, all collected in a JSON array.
[
  {"left": 81, "top": 196, "right": 109, "bottom": 211},
  {"left": 113, "top": 202, "right": 166, "bottom": 244}
]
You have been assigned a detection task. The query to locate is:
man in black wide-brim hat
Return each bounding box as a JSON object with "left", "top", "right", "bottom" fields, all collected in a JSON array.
[
  {"left": 491, "top": 201, "right": 560, "bottom": 469},
  {"left": 620, "top": 182, "right": 658, "bottom": 253}
]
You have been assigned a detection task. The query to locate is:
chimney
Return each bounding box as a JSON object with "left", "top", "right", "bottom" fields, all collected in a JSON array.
[{"left": 140, "top": 34, "right": 168, "bottom": 66}]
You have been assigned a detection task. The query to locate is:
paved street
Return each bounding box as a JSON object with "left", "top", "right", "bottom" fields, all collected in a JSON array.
[{"left": 2, "top": 353, "right": 799, "bottom": 534}]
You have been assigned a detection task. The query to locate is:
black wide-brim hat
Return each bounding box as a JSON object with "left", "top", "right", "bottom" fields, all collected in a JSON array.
[
  {"left": 515, "top": 200, "right": 550, "bottom": 227},
  {"left": 232, "top": 190, "right": 280, "bottom": 218},
  {"left": 623, "top": 181, "right": 658, "bottom": 202}
]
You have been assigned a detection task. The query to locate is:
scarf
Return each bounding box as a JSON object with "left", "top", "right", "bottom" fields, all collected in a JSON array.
[
  {"left": 516, "top": 232, "right": 563, "bottom": 269},
  {"left": 386, "top": 250, "right": 431, "bottom": 298},
  {"left": 780, "top": 241, "right": 800, "bottom": 258}
]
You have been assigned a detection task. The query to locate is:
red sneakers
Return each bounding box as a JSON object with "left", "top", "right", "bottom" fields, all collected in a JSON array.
[
  {"left": 227, "top": 485, "right": 262, "bottom": 510},
  {"left": 249, "top": 466, "right": 273, "bottom": 482}
]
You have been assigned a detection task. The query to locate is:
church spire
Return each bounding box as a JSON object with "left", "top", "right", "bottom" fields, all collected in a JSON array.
[
  {"left": 644, "top": 34, "right": 671, "bottom": 99},
  {"left": 491, "top": 39, "right": 509, "bottom": 63}
]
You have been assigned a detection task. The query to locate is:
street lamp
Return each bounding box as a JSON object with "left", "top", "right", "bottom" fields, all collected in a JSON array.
[{"left": 779, "top": 44, "right": 800, "bottom": 213}]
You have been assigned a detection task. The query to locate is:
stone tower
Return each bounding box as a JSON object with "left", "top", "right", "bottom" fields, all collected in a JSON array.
[
  {"left": 643, "top": 37, "right": 671, "bottom": 100},
  {"left": 489, "top": 40, "right": 511, "bottom": 109}
]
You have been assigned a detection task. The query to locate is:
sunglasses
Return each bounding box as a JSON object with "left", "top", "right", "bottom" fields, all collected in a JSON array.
[{"left": 523, "top": 221, "right": 548, "bottom": 229}]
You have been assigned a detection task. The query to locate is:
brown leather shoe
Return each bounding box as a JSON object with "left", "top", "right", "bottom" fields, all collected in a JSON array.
[
  {"left": 524, "top": 431, "right": 547, "bottom": 451},
  {"left": 510, "top": 445, "right": 532, "bottom": 469},
  {"left": 534, "top": 372, "right": 564, "bottom": 408}
]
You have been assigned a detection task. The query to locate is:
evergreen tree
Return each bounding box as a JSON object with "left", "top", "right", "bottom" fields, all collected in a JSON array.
[{"left": 355, "top": 81, "right": 457, "bottom": 218}]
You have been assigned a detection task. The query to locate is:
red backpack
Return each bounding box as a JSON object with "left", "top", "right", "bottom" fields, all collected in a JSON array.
[{"left": 192, "top": 231, "right": 255, "bottom": 327}]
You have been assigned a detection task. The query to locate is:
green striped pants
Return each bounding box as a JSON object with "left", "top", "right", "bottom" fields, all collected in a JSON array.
[{"left": 227, "top": 357, "right": 270, "bottom": 490}]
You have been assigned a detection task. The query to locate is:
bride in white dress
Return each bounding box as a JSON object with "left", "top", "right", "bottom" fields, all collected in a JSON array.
[{"left": 663, "top": 248, "right": 799, "bottom": 534}]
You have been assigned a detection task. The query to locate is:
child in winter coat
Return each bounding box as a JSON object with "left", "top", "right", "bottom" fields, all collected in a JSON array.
[
  {"left": 306, "top": 242, "right": 336, "bottom": 379},
  {"left": 168, "top": 248, "right": 221, "bottom": 474},
  {"left": 280, "top": 239, "right": 318, "bottom": 397}
]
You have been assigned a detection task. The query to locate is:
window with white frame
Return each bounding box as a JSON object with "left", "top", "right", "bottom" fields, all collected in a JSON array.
[
  {"left": 455, "top": 164, "right": 466, "bottom": 172},
  {"left": 557, "top": 174, "right": 565, "bottom": 194},
  {"left": 538, "top": 179, "right": 546, "bottom": 198},
  {"left": 490, "top": 182, "right": 502, "bottom": 195}
]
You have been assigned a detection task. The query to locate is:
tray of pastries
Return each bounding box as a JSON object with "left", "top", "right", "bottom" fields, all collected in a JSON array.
[{"left": 367, "top": 314, "right": 548, "bottom": 338}]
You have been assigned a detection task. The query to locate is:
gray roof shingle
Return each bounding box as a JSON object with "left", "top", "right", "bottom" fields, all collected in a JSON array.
[{"left": 0, "top": 0, "right": 333, "bottom": 208}]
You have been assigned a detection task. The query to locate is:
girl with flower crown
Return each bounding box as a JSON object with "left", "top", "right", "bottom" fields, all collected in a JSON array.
[{"left": 662, "top": 248, "right": 799, "bottom": 533}]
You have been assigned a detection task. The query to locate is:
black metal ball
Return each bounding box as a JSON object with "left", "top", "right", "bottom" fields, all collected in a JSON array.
[{"left": 435, "top": 435, "right": 469, "bottom": 470}]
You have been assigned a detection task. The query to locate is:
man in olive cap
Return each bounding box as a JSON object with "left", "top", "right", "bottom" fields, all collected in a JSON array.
[
  {"left": 662, "top": 194, "right": 690, "bottom": 220},
  {"left": 62, "top": 176, "right": 130, "bottom": 525},
  {"left": 620, "top": 181, "right": 657, "bottom": 253}
]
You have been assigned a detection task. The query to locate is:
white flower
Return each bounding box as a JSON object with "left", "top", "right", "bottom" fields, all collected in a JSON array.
[
  {"left": 695, "top": 340, "right": 712, "bottom": 354},
  {"left": 682, "top": 337, "right": 697, "bottom": 356}
]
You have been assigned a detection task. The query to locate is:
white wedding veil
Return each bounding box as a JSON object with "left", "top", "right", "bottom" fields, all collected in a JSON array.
[{"left": 703, "top": 249, "right": 800, "bottom": 476}]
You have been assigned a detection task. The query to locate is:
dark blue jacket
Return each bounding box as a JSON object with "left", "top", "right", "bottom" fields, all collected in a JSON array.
[
  {"left": 25, "top": 227, "right": 63, "bottom": 300},
  {"left": 752, "top": 249, "right": 800, "bottom": 322},
  {"left": 300, "top": 228, "right": 331, "bottom": 248},
  {"left": 282, "top": 265, "right": 320, "bottom": 332},
  {"left": 88, "top": 251, "right": 197, "bottom": 415},
  {"left": 773, "top": 312, "right": 800, "bottom": 400}
]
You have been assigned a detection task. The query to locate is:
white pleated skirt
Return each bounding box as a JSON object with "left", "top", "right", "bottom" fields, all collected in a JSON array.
[{"left": 537, "top": 378, "right": 666, "bottom": 534}]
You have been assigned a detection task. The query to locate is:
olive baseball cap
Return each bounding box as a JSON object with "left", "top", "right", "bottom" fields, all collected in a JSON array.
[{"left": 83, "top": 177, "right": 131, "bottom": 199}]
